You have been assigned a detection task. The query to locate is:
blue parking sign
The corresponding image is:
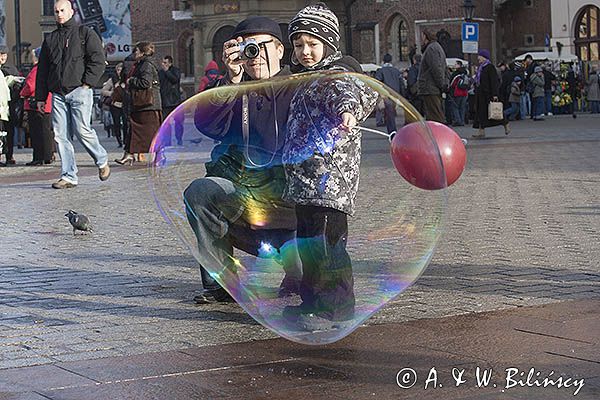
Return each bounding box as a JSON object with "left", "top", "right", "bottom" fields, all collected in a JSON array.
[{"left": 462, "top": 22, "right": 479, "bottom": 41}]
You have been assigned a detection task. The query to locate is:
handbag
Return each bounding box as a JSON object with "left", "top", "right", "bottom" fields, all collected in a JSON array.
[
  {"left": 131, "top": 88, "right": 154, "bottom": 109},
  {"left": 488, "top": 101, "right": 504, "bottom": 120}
]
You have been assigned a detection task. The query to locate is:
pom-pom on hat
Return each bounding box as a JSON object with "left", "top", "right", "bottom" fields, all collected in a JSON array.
[{"left": 288, "top": 2, "right": 340, "bottom": 51}]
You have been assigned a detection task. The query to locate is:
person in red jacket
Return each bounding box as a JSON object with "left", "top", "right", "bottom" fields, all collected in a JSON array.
[
  {"left": 197, "top": 60, "right": 222, "bottom": 93},
  {"left": 20, "top": 47, "right": 54, "bottom": 165}
]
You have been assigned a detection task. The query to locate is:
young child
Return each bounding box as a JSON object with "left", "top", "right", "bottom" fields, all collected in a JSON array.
[
  {"left": 281, "top": 3, "right": 377, "bottom": 331},
  {"left": 504, "top": 76, "right": 522, "bottom": 121}
]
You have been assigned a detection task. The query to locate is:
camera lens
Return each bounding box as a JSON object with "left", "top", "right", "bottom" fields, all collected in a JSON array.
[{"left": 244, "top": 43, "right": 260, "bottom": 59}]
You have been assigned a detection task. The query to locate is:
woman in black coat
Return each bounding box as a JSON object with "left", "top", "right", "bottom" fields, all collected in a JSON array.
[
  {"left": 472, "top": 49, "right": 510, "bottom": 138},
  {"left": 117, "top": 41, "right": 162, "bottom": 164}
]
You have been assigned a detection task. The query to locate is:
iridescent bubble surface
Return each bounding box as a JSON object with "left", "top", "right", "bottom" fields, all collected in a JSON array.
[{"left": 149, "top": 71, "right": 447, "bottom": 344}]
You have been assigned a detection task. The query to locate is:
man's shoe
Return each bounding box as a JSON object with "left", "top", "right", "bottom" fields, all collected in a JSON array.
[
  {"left": 26, "top": 160, "right": 43, "bottom": 166},
  {"left": 99, "top": 163, "right": 111, "bottom": 181},
  {"left": 193, "top": 288, "right": 234, "bottom": 304},
  {"left": 52, "top": 179, "right": 77, "bottom": 189},
  {"left": 282, "top": 302, "right": 316, "bottom": 323},
  {"left": 7, "top": 159, "right": 15, "bottom": 165},
  {"left": 278, "top": 276, "right": 301, "bottom": 297}
]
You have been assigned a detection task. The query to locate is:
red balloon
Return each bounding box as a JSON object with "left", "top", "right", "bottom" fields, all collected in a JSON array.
[{"left": 390, "top": 121, "right": 466, "bottom": 190}]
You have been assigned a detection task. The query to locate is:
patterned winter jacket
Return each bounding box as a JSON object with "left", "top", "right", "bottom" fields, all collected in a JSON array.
[{"left": 282, "top": 56, "right": 378, "bottom": 215}]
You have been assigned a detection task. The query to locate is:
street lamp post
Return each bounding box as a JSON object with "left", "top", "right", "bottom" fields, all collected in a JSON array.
[
  {"left": 462, "top": 0, "right": 476, "bottom": 74},
  {"left": 463, "top": 0, "right": 475, "bottom": 22},
  {"left": 14, "top": 0, "right": 21, "bottom": 71}
]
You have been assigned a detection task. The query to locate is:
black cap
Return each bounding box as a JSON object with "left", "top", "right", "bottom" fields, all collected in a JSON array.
[
  {"left": 0, "top": 46, "right": 8, "bottom": 54},
  {"left": 231, "top": 16, "right": 283, "bottom": 43},
  {"left": 383, "top": 53, "right": 392, "bottom": 63}
]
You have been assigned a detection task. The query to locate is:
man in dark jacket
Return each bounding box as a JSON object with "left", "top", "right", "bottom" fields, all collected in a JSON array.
[
  {"left": 183, "top": 17, "right": 301, "bottom": 304},
  {"left": 158, "top": 55, "right": 184, "bottom": 145},
  {"left": 407, "top": 54, "right": 422, "bottom": 112},
  {"left": 542, "top": 63, "right": 556, "bottom": 116},
  {"left": 375, "top": 53, "right": 405, "bottom": 134},
  {"left": 36, "top": 0, "right": 108, "bottom": 189},
  {"left": 523, "top": 54, "right": 538, "bottom": 118},
  {"left": 417, "top": 29, "right": 448, "bottom": 122}
]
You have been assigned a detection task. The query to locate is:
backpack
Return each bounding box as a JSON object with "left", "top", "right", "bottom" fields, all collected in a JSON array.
[{"left": 457, "top": 74, "right": 470, "bottom": 90}]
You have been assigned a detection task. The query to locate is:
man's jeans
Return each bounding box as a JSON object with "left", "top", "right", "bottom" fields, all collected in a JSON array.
[
  {"left": 504, "top": 102, "right": 520, "bottom": 121},
  {"left": 52, "top": 87, "right": 108, "bottom": 184},
  {"left": 184, "top": 176, "right": 301, "bottom": 294},
  {"left": 533, "top": 96, "right": 545, "bottom": 118},
  {"left": 545, "top": 90, "right": 553, "bottom": 114},
  {"left": 520, "top": 92, "right": 531, "bottom": 119},
  {"left": 451, "top": 96, "right": 467, "bottom": 125},
  {"left": 383, "top": 100, "right": 398, "bottom": 134}
]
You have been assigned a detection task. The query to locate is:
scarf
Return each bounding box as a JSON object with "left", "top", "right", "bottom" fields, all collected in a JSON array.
[{"left": 476, "top": 59, "right": 491, "bottom": 86}]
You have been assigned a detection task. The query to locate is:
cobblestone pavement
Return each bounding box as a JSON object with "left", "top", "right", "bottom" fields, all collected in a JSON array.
[{"left": 0, "top": 115, "right": 599, "bottom": 370}]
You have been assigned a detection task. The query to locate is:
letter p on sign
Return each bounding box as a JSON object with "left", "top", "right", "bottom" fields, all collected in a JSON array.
[{"left": 462, "top": 23, "right": 479, "bottom": 42}]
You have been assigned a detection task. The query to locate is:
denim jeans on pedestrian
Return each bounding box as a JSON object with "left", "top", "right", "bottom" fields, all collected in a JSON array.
[
  {"left": 383, "top": 99, "right": 398, "bottom": 134},
  {"left": 451, "top": 96, "right": 467, "bottom": 125},
  {"left": 544, "top": 90, "right": 553, "bottom": 115},
  {"left": 504, "top": 102, "right": 520, "bottom": 121},
  {"left": 520, "top": 92, "right": 530, "bottom": 119},
  {"left": 533, "top": 96, "right": 545, "bottom": 119},
  {"left": 591, "top": 100, "right": 600, "bottom": 114},
  {"left": 13, "top": 126, "right": 25, "bottom": 147},
  {"left": 52, "top": 87, "right": 108, "bottom": 184}
]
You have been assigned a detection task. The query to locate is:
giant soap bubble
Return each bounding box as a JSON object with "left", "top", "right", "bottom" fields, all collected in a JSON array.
[{"left": 149, "top": 71, "right": 448, "bottom": 345}]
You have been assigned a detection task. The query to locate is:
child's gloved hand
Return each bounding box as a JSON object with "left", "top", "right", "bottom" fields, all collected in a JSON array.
[{"left": 339, "top": 112, "right": 357, "bottom": 132}]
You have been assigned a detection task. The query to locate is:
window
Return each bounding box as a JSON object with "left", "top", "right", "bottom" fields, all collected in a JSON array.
[
  {"left": 186, "top": 37, "right": 194, "bottom": 77},
  {"left": 575, "top": 5, "right": 600, "bottom": 61},
  {"left": 524, "top": 34, "right": 535, "bottom": 46},
  {"left": 42, "top": 0, "right": 54, "bottom": 16},
  {"left": 388, "top": 15, "right": 409, "bottom": 63},
  {"left": 399, "top": 20, "right": 408, "bottom": 62}
]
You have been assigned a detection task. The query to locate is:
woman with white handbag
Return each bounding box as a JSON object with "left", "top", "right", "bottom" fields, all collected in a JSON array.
[{"left": 472, "top": 49, "right": 510, "bottom": 139}]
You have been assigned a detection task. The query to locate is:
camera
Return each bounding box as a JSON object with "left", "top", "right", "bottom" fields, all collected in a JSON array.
[{"left": 239, "top": 39, "right": 261, "bottom": 60}]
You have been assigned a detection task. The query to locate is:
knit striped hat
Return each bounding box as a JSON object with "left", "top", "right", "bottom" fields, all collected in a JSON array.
[{"left": 288, "top": 3, "right": 340, "bottom": 51}]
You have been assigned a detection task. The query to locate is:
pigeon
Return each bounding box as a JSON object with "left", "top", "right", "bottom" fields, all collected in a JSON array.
[{"left": 65, "top": 210, "right": 93, "bottom": 235}]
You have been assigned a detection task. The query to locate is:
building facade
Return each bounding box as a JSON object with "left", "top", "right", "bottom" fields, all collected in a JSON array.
[
  {"left": 0, "top": 1, "right": 596, "bottom": 81},
  {"left": 131, "top": 0, "right": 556, "bottom": 89}
]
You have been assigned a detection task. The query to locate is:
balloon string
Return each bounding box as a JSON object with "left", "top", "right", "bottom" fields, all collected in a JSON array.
[{"left": 355, "top": 126, "right": 394, "bottom": 141}]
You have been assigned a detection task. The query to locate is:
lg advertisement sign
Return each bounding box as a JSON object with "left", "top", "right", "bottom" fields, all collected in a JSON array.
[{"left": 70, "top": 0, "right": 131, "bottom": 61}]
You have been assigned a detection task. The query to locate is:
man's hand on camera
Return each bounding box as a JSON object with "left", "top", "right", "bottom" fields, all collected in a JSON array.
[
  {"left": 222, "top": 37, "right": 245, "bottom": 84},
  {"left": 36, "top": 101, "right": 45, "bottom": 113}
]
